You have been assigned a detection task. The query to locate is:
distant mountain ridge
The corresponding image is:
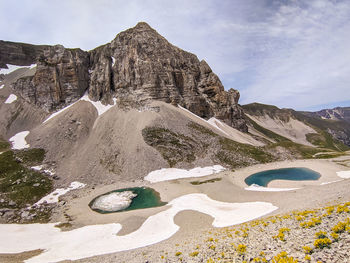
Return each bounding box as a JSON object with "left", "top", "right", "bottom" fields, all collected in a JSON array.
[
  {"left": 303, "top": 107, "right": 350, "bottom": 123},
  {"left": 243, "top": 103, "right": 350, "bottom": 148}
]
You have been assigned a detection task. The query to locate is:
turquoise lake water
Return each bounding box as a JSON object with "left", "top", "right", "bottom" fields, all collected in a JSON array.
[
  {"left": 244, "top": 167, "right": 321, "bottom": 187},
  {"left": 89, "top": 187, "right": 167, "bottom": 214}
]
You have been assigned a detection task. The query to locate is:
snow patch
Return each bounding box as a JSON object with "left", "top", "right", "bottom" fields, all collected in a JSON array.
[
  {"left": 44, "top": 94, "right": 117, "bottom": 123},
  {"left": 9, "top": 131, "right": 30, "bottom": 150},
  {"left": 44, "top": 169, "right": 55, "bottom": 176},
  {"left": 0, "top": 64, "right": 36, "bottom": 75},
  {"left": 320, "top": 179, "right": 344, "bottom": 185},
  {"left": 245, "top": 184, "right": 299, "bottom": 192},
  {"left": 336, "top": 170, "right": 350, "bottom": 179},
  {"left": 4, "top": 94, "right": 17, "bottom": 104},
  {"left": 43, "top": 102, "right": 78, "bottom": 123},
  {"left": 178, "top": 104, "right": 206, "bottom": 122},
  {"left": 31, "top": 165, "right": 43, "bottom": 171},
  {"left": 111, "top": 57, "right": 116, "bottom": 66},
  {"left": 0, "top": 193, "right": 277, "bottom": 263},
  {"left": 145, "top": 165, "right": 226, "bottom": 183},
  {"left": 207, "top": 117, "right": 229, "bottom": 136},
  {"left": 91, "top": 191, "right": 137, "bottom": 212},
  {"left": 0, "top": 84, "right": 4, "bottom": 89},
  {"left": 178, "top": 105, "right": 228, "bottom": 136},
  {"left": 34, "top": 181, "right": 85, "bottom": 206},
  {"left": 80, "top": 94, "right": 117, "bottom": 116}
]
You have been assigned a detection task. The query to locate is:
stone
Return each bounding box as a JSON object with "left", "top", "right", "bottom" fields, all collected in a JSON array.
[
  {"left": 12, "top": 45, "right": 90, "bottom": 112},
  {"left": 21, "top": 210, "right": 30, "bottom": 218},
  {"left": 0, "top": 40, "right": 48, "bottom": 68},
  {"left": 88, "top": 22, "right": 247, "bottom": 131},
  {"left": 1, "top": 22, "right": 247, "bottom": 131}
]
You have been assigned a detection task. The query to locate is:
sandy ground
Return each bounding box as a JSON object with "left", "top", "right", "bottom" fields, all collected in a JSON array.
[
  {"left": 246, "top": 113, "right": 316, "bottom": 146},
  {"left": 1, "top": 158, "right": 350, "bottom": 263},
  {"left": 41, "top": 158, "right": 349, "bottom": 263},
  {"left": 178, "top": 105, "right": 264, "bottom": 146}
]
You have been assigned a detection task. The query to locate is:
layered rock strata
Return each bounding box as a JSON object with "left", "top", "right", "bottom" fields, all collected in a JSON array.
[{"left": 1, "top": 22, "right": 247, "bottom": 131}]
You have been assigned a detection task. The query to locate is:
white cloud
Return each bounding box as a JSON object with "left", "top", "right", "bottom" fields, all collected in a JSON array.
[
  {"left": 0, "top": 0, "right": 349, "bottom": 110},
  {"left": 239, "top": 0, "right": 350, "bottom": 109}
]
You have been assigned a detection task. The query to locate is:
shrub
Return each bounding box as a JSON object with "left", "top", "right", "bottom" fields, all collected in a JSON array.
[
  {"left": 314, "top": 238, "right": 332, "bottom": 249},
  {"left": 175, "top": 252, "right": 182, "bottom": 256},
  {"left": 271, "top": 251, "right": 298, "bottom": 263},
  {"left": 303, "top": 246, "right": 313, "bottom": 254},
  {"left": 296, "top": 215, "right": 304, "bottom": 221},
  {"left": 336, "top": 205, "right": 349, "bottom": 213},
  {"left": 326, "top": 206, "right": 334, "bottom": 215},
  {"left": 331, "top": 232, "right": 339, "bottom": 241},
  {"left": 315, "top": 231, "right": 327, "bottom": 239},
  {"left": 332, "top": 220, "right": 348, "bottom": 233},
  {"left": 189, "top": 251, "right": 199, "bottom": 257},
  {"left": 236, "top": 244, "right": 247, "bottom": 254}
]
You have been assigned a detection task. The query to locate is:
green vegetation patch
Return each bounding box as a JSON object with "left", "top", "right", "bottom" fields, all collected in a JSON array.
[
  {"left": 0, "top": 138, "right": 10, "bottom": 152},
  {"left": 15, "top": 148, "right": 45, "bottom": 166},
  {"left": 142, "top": 127, "right": 199, "bottom": 167},
  {"left": 190, "top": 178, "right": 222, "bottom": 185},
  {"left": 0, "top": 150, "right": 52, "bottom": 209},
  {"left": 293, "top": 111, "right": 350, "bottom": 151},
  {"left": 188, "top": 122, "right": 218, "bottom": 137},
  {"left": 306, "top": 130, "right": 349, "bottom": 152},
  {"left": 247, "top": 116, "right": 290, "bottom": 143},
  {"left": 216, "top": 137, "right": 275, "bottom": 168},
  {"left": 265, "top": 141, "right": 322, "bottom": 159},
  {"left": 243, "top": 103, "right": 291, "bottom": 122}
]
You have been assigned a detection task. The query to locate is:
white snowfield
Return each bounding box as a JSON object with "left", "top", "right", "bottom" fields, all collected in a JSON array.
[
  {"left": 178, "top": 105, "right": 229, "bottom": 135},
  {"left": 31, "top": 166, "right": 56, "bottom": 176},
  {"left": 178, "top": 105, "right": 263, "bottom": 146},
  {"left": 91, "top": 191, "right": 137, "bottom": 212},
  {"left": 0, "top": 193, "right": 277, "bottom": 263},
  {"left": 336, "top": 170, "right": 350, "bottom": 179},
  {"left": 9, "top": 131, "right": 30, "bottom": 150},
  {"left": 320, "top": 179, "right": 344, "bottom": 185},
  {"left": 31, "top": 165, "right": 44, "bottom": 171},
  {"left": 4, "top": 94, "right": 17, "bottom": 104},
  {"left": 0, "top": 64, "right": 36, "bottom": 75},
  {"left": 34, "top": 182, "right": 86, "bottom": 206},
  {"left": 44, "top": 94, "right": 117, "bottom": 123},
  {"left": 145, "top": 165, "right": 226, "bottom": 183},
  {"left": 0, "top": 84, "right": 4, "bottom": 89},
  {"left": 43, "top": 103, "right": 77, "bottom": 123},
  {"left": 245, "top": 184, "right": 299, "bottom": 192},
  {"left": 80, "top": 94, "right": 117, "bottom": 116},
  {"left": 207, "top": 117, "right": 229, "bottom": 136}
]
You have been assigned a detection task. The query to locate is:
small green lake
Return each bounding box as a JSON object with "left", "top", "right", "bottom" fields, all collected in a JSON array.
[
  {"left": 89, "top": 187, "right": 167, "bottom": 214},
  {"left": 244, "top": 167, "right": 321, "bottom": 187}
]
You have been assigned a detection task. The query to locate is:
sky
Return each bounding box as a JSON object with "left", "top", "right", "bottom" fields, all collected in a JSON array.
[{"left": 0, "top": 0, "right": 349, "bottom": 111}]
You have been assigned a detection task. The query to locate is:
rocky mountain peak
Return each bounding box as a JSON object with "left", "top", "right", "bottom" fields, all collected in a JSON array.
[
  {"left": 133, "top": 21, "right": 155, "bottom": 31},
  {"left": 2, "top": 22, "right": 248, "bottom": 132}
]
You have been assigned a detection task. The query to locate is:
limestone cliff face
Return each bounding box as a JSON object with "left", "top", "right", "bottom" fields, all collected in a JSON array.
[
  {"left": 89, "top": 22, "right": 247, "bottom": 131},
  {"left": 0, "top": 40, "right": 48, "bottom": 68},
  {"left": 9, "top": 45, "right": 90, "bottom": 111},
  {"left": 1, "top": 22, "right": 247, "bottom": 131}
]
